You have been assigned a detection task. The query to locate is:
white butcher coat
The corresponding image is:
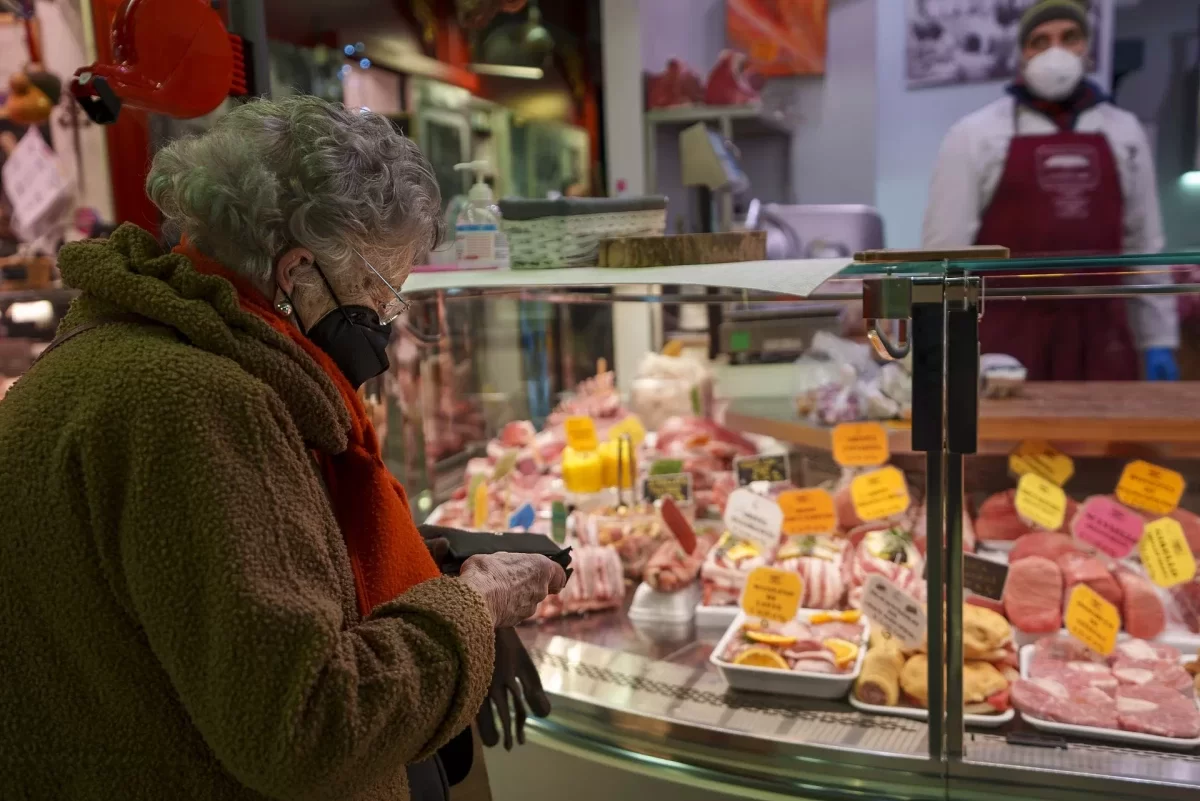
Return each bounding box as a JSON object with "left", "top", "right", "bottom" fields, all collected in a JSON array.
[{"left": 922, "top": 95, "right": 1178, "bottom": 350}]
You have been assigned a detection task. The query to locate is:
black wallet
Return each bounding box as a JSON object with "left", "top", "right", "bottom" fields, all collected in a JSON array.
[{"left": 417, "top": 525, "right": 573, "bottom": 580}]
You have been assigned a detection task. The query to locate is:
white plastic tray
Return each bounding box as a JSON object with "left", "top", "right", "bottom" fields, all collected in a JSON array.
[
  {"left": 628, "top": 581, "right": 701, "bottom": 625},
  {"left": 711, "top": 610, "right": 868, "bottom": 700},
  {"left": 695, "top": 603, "right": 740, "bottom": 629},
  {"left": 1015, "top": 644, "right": 1200, "bottom": 750},
  {"left": 848, "top": 690, "right": 1015, "bottom": 728}
]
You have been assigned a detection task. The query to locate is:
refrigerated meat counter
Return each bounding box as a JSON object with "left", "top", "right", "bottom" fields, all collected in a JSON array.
[{"left": 391, "top": 255, "right": 1200, "bottom": 801}]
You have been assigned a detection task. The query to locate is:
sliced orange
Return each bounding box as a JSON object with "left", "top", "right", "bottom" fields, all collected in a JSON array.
[
  {"left": 732, "top": 647, "right": 790, "bottom": 670},
  {"left": 824, "top": 638, "right": 860, "bottom": 669},
  {"left": 809, "top": 609, "right": 862, "bottom": 625},
  {"left": 745, "top": 630, "right": 798, "bottom": 647}
]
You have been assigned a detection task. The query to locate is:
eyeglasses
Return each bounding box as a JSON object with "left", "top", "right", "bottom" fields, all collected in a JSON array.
[{"left": 355, "top": 249, "right": 410, "bottom": 324}]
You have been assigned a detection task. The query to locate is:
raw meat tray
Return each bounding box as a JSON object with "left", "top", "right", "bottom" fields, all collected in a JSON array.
[
  {"left": 711, "top": 610, "right": 869, "bottom": 700},
  {"left": 1016, "top": 645, "right": 1200, "bottom": 751},
  {"left": 847, "top": 692, "right": 1014, "bottom": 729}
]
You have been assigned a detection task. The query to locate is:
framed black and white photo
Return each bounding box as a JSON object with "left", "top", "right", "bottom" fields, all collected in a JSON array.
[{"left": 906, "top": 0, "right": 1111, "bottom": 90}]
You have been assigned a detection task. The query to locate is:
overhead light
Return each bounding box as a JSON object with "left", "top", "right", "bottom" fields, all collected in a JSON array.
[
  {"left": 1181, "top": 171, "right": 1200, "bottom": 189},
  {"left": 468, "top": 63, "right": 543, "bottom": 79}
]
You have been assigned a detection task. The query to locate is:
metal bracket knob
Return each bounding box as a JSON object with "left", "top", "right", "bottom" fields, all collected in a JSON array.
[{"left": 866, "top": 318, "right": 911, "bottom": 361}]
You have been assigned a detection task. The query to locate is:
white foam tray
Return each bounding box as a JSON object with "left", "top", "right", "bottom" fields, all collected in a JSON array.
[
  {"left": 710, "top": 610, "right": 868, "bottom": 700},
  {"left": 1015, "top": 644, "right": 1200, "bottom": 750},
  {"left": 628, "top": 581, "right": 700, "bottom": 625},
  {"left": 695, "top": 603, "right": 741, "bottom": 629},
  {"left": 847, "top": 690, "right": 1014, "bottom": 728}
]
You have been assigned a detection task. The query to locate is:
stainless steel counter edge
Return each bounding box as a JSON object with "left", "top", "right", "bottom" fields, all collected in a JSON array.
[{"left": 517, "top": 620, "right": 1200, "bottom": 800}]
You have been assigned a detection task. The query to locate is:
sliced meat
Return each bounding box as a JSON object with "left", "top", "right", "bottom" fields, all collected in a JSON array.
[
  {"left": 1004, "top": 556, "right": 1064, "bottom": 633},
  {"left": 1117, "top": 684, "right": 1200, "bottom": 739},
  {"left": 1035, "top": 635, "right": 1107, "bottom": 663},
  {"left": 1010, "top": 531, "right": 1080, "bottom": 564},
  {"left": 976, "top": 489, "right": 1034, "bottom": 541},
  {"left": 811, "top": 621, "right": 865, "bottom": 642},
  {"left": 1169, "top": 507, "right": 1200, "bottom": 556},
  {"left": 643, "top": 532, "right": 716, "bottom": 593},
  {"left": 1059, "top": 686, "right": 1121, "bottom": 729},
  {"left": 1011, "top": 677, "right": 1070, "bottom": 720},
  {"left": 1112, "top": 659, "right": 1195, "bottom": 695},
  {"left": 1113, "top": 639, "right": 1181, "bottom": 662},
  {"left": 792, "top": 657, "right": 838, "bottom": 674},
  {"left": 1057, "top": 552, "right": 1123, "bottom": 608},
  {"left": 1029, "top": 657, "right": 1117, "bottom": 694},
  {"left": 1114, "top": 569, "right": 1167, "bottom": 640}
]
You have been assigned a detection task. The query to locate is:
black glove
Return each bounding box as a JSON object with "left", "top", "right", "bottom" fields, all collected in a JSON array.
[{"left": 477, "top": 627, "right": 551, "bottom": 750}]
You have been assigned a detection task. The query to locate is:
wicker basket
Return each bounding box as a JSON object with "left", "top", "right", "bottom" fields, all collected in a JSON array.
[{"left": 499, "top": 196, "right": 667, "bottom": 269}]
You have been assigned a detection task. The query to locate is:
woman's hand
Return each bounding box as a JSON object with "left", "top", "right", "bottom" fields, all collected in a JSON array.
[{"left": 459, "top": 553, "right": 566, "bottom": 628}]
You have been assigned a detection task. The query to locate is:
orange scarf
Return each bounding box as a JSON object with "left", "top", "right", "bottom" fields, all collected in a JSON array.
[{"left": 176, "top": 244, "right": 440, "bottom": 617}]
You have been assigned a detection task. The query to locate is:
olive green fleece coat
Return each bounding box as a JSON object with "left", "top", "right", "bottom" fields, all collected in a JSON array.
[{"left": 0, "top": 224, "right": 495, "bottom": 801}]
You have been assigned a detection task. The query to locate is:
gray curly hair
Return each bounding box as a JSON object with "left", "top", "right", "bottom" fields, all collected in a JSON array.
[{"left": 147, "top": 96, "right": 443, "bottom": 296}]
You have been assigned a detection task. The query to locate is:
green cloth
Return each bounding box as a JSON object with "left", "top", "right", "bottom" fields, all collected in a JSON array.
[
  {"left": 0, "top": 224, "right": 495, "bottom": 800},
  {"left": 1019, "top": 0, "right": 1089, "bottom": 47}
]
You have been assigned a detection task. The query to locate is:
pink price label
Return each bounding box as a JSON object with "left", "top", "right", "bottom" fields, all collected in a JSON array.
[{"left": 1072, "top": 496, "right": 1145, "bottom": 559}]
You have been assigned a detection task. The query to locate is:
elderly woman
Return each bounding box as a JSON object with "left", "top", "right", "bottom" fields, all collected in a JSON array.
[{"left": 0, "top": 96, "right": 564, "bottom": 801}]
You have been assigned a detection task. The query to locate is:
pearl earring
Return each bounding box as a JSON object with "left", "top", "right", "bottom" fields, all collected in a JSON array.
[{"left": 275, "top": 299, "right": 293, "bottom": 316}]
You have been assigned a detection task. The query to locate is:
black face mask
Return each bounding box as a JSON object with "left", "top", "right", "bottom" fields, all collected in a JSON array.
[{"left": 290, "top": 263, "right": 393, "bottom": 390}]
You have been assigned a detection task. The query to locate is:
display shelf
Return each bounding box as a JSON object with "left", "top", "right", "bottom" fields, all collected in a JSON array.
[
  {"left": 642, "top": 103, "right": 794, "bottom": 136},
  {"left": 724, "top": 383, "right": 1200, "bottom": 458}
]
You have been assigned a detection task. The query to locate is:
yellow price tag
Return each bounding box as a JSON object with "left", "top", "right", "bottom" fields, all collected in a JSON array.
[
  {"left": 472, "top": 481, "right": 489, "bottom": 529},
  {"left": 1064, "top": 583, "right": 1120, "bottom": 657},
  {"left": 777, "top": 488, "right": 837, "bottom": 536},
  {"left": 1009, "top": 440, "right": 1074, "bottom": 487},
  {"left": 741, "top": 566, "right": 803, "bottom": 623},
  {"left": 1116, "top": 460, "right": 1185, "bottom": 517},
  {"left": 608, "top": 414, "right": 647, "bottom": 447},
  {"left": 1140, "top": 518, "right": 1197, "bottom": 588},
  {"left": 832, "top": 422, "right": 890, "bottom": 468},
  {"left": 1014, "top": 473, "right": 1067, "bottom": 531},
  {"left": 850, "top": 467, "right": 910, "bottom": 522},
  {"left": 661, "top": 339, "right": 684, "bottom": 357},
  {"left": 564, "top": 416, "right": 598, "bottom": 452}
]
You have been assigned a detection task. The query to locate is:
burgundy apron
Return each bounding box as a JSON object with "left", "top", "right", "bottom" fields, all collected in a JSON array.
[{"left": 974, "top": 105, "right": 1139, "bottom": 380}]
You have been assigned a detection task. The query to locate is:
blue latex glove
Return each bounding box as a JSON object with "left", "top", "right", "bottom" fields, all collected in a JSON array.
[{"left": 1145, "top": 348, "right": 1180, "bottom": 381}]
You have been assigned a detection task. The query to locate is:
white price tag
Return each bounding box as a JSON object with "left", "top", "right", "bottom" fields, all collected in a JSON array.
[
  {"left": 860, "top": 574, "right": 926, "bottom": 648},
  {"left": 722, "top": 488, "right": 783, "bottom": 552}
]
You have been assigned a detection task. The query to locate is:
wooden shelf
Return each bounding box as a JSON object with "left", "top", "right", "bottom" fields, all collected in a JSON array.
[{"left": 724, "top": 383, "right": 1200, "bottom": 459}]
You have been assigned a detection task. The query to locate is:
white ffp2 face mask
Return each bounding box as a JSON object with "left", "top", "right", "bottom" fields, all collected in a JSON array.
[{"left": 1023, "top": 47, "right": 1085, "bottom": 101}]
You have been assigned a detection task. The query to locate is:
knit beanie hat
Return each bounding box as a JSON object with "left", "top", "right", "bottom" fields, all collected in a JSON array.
[{"left": 1019, "top": 0, "right": 1089, "bottom": 47}]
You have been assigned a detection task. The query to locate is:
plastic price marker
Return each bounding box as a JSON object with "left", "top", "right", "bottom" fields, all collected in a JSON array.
[
  {"left": 724, "top": 488, "right": 784, "bottom": 552},
  {"left": 1072, "top": 496, "right": 1144, "bottom": 559},
  {"left": 741, "top": 567, "right": 802, "bottom": 623},
  {"left": 860, "top": 574, "right": 926, "bottom": 648},
  {"left": 1014, "top": 473, "right": 1067, "bottom": 532},
  {"left": 850, "top": 467, "right": 910, "bottom": 522},
  {"left": 832, "top": 422, "right": 890, "bottom": 468},
  {"left": 1009, "top": 440, "right": 1074, "bottom": 487},
  {"left": 1115, "top": 460, "right": 1185, "bottom": 517},
  {"left": 1065, "top": 584, "right": 1120, "bottom": 657},
  {"left": 1140, "top": 518, "right": 1197, "bottom": 588},
  {"left": 777, "top": 488, "right": 836, "bottom": 536}
]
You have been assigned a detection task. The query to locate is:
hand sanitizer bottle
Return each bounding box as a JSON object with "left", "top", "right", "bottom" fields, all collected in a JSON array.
[{"left": 453, "top": 161, "right": 509, "bottom": 270}]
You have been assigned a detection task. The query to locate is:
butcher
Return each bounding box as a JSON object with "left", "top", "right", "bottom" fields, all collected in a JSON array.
[{"left": 922, "top": 0, "right": 1179, "bottom": 381}]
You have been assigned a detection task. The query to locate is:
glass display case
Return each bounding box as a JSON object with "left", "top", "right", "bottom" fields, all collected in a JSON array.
[{"left": 396, "top": 253, "right": 1200, "bottom": 801}]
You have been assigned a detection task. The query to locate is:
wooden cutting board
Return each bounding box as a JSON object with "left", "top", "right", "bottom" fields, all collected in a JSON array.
[
  {"left": 598, "top": 231, "right": 767, "bottom": 268},
  {"left": 979, "top": 382, "right": 1200, "bottom": 443}
]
